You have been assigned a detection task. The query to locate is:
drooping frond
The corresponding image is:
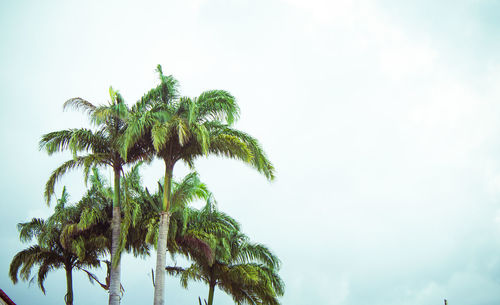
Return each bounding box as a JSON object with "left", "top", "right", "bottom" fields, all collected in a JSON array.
[
  {"left": 77, "top": 206, "right": 107, "bottom": 231},
  {"left": 194, "top": 90, "right": 240, "bottom": 125},
  {"left": 18, "top": 219, "right": 45, "bottom": 243},
  {"left": 37, "top": 261, "right": 55, "bottom": 294},
  {"left": 217, "top": 263, "right": 283, "bottom": 305},
  {"left": 39, "top": 128, "right": 109, "bottom": 156},
  {"left": 121, "top": 110, "right": 156, "bottom": 160},
  {"left": 165, "top": 266, "right": 186, "bottom": 277},
  {"left": 235, "top": 242, "right": 281, "bottom": 271},
  {"left": 44, "top": 155, "right": 109, "bottom": 205},
  {"left": 207, "top": 123, "right": 275, "bottom": 180},
  {"left": 207, "top": 133, "right": 253, "bottom": 163},
  {"left": 151, "top": 121, "right": 172, "bottom": 152},
  {"left": 63, "top": 98, "right": 97, "bottom": 116},
  {"left": 77, "top": 267, "right": 108, "bottom": 290},
  {"left": 9, "top": 246, "right": 63, "bottom": 286},
  {"left": 179, "top": 264, "right": 206, "bottom": 288},
  {"left": 9, "top": 246, "right": 42, "bottom": 283}
]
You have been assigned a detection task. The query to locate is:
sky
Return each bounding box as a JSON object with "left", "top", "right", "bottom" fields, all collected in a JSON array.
[{"left": 1, "top": 0, "right": 500, "bottom": 304}]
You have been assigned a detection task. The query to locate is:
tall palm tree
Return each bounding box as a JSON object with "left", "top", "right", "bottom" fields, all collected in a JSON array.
[
  {"left": 40, "top": 88, "right": 153, "bottom": 305},
  {"left": 166, "top": 203, "right": 284, "bottom": 305},
  {"left": 9, "top": 188, "right": 107, "bottom": 305},
  {"left": 122, "top": 65, "right": 275, "bottom": 305}
]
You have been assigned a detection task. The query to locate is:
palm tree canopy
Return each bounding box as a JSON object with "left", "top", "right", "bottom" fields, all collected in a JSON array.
[
  {"left": 166, "top": 203, "right": 284, "bottom": 305},
  {"left": 60, "top": 165, "right": 156, "bottom": 259},
  {"left": 132, "top": 171, "right": 215, "bottom": 254},
  {"left": 122, "top": 65, "right": 275, "bottom": 181},
  {"left": 39, "top": 88, "right": 154, "bottom": 206},
  {"left": 9, "top": 188, "right": 105, "bottom": 294}
]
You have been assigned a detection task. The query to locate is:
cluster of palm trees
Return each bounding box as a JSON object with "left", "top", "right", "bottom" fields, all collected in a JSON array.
[{"left": 9, "top": 66, "right": 284, "bottom": 305}]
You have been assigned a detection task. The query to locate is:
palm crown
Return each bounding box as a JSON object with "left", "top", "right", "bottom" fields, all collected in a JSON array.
[
  {"left": 40, "top": 88, "right": 153, "bottom": 204},
  {"left": 166, "top": 203, "right": 284, "bottom": 305},
  {"left": 9, "top": 188, "right": 106, "bottom": 305}
]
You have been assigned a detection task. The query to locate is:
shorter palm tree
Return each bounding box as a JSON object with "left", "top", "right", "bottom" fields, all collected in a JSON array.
[
  {"left": 61, "top": 164, "right": 153, "bottom": 294},
  {"left": 9, "top": 188, "right": 106, "bottom": 305},
  {"left": 132, "top": 171, "right": 214, "bottom": 256},
  {"left": 166, "top": 203, "right": 284, "bottom": 305}
]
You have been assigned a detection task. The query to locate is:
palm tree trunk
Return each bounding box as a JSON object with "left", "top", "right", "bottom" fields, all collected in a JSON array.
[
  {"left": 65, "top": 266, "right": 73, "bottom": 305},
  {"left": 153, "top": 162, "right": 173, "bottom": 305},
  {"left": 109, "top": 168, "right": 122, "bottom": 305},
  {"left": 207, "top": 281, "right": 216, "bottom": 305},
  {"left": 153, "top": 211, "right": 170, "bottom": 305}
]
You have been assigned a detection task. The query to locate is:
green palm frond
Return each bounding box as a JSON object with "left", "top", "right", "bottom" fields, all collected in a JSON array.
[
  {"left": 195, "top": 90, "right": 239, "bottom": 125},
  {"left": 217, "top": 126, "right": 275, "bottom": 180},
  {"left": 44, "top": 155, "right": 109, "bottom": 205},
  {"left": 40, "top": 128, "right": 109, "bottom": 156},
  {"left": 63, "top": 98, "right": 97, "bottom": 115},
  {"left": 9, "top": 245, "right": 43, "bottom": 283},
  {"left": 165, "top": 266, "right": 185, "bottom": 276},
  {"left": 151, "top": 122, "right": 172, "bottom": 152},
  {"left": 164, "top": 201, "right": 283, "bottom": 305},
  {"left": 77, "top": 267, "right": 108, "bottom": 290},
  {"left": 37, "top": 261, "right": 55, "bottom": 294},
  {"left": 179, "top": 264, "right": 205, "bottom": 288},
  {"left": 207, "top": 133, "right": 253, "bottom": 163},
  {"left": 122, "top": 110, "right": 156, "bottom": 159},
  {"left": 170, "top": 172, "right": 209, "bottom": 211},
  {"left": 18, "top": 219, "right": 45, "bottom": 243},
  {"left": 235, "top": 242, "right": 281, "bottom": 270}
]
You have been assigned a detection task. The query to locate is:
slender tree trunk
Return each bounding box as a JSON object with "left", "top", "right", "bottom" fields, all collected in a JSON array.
[
  {"left": 109, "top": 168, "right": 122, "bottom": 305},
  {"left": 153, "top": 211, "right": 170, "bottom": 305},
  {"left": 207, "top": 281, "right": 216, "bottom": 305},
  {"left": 153, "top": 162, "right": 173, "bottom": 305},
  {"left": 65, "top": 266, "right": 73, "bottom": 305}
]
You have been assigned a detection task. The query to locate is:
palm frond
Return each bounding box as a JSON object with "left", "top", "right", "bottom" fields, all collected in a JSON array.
[
  {"left": 170, "top": 172, "right": 209, "bottom": 211},
  {"left": 18, "top": 219, "right": 45, "bottom": 243},
  {"left": 37, "top": 261, "right": 55, "bottom": 294},
  {"left": 44, "top": 155, "right": 109, "bottom": 205},
  {"left": 63, "top": 98, "right": 97, "bottom": 115},
  {"left": 39, "top": 128, "right": 109, "bottom": 156},
  {"left": 195, "top": 90, "right": 240, "bottom": 125}
]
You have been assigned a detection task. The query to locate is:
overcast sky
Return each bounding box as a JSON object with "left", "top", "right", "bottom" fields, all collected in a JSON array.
[{"left": 2, "top": 0, "right": 500, "bottom": 304}]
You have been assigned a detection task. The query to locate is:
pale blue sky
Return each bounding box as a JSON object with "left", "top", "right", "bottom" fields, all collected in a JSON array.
[{"left": 2, "top": 1, "right": 500, "bottom": 304}]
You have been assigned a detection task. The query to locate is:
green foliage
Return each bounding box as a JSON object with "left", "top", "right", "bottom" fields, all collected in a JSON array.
[
  {"left": 36, "top": 65, "right": 278, "bottom": 305},
  {"left": 9, "top": 188, "right": 104, "bottom": 297},
  {"left": 129, "top": 171, "right": 213, "bottom": 255},
  {"left": 39, "top": 88, "right": 153, "bottom": 206},
  {"left": 122, "top": 65, "right": 275, "bottom": 182},
  {"left": 166, "top": 202, "right": 284, "bottom": 305}
]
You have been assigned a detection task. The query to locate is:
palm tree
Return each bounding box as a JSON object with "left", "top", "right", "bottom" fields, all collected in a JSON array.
[
  {"left": 39, "top": 88, "right": 153, "bottom": 305},
  {"left": 64, "top": 164, "right": 149, "bottom": 285},
  {"left": 122, "top": 65, "right": 275, "bottom": 305},
  {"left": 132, "top": 171, "right": 214, "bottom": 258},
  {"left": 9, "top": 188, "right": 107, "bottom": 305},
  {"left": 166, "top": 203, "right": 284, "bottom": 305}
]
